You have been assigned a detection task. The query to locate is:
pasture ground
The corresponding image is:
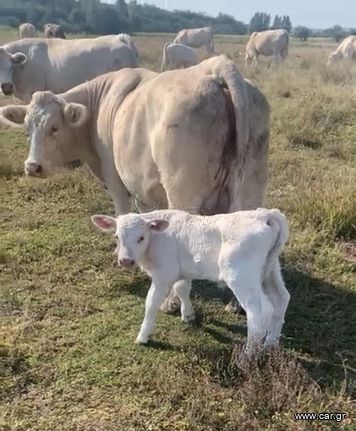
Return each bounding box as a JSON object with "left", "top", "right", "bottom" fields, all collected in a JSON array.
[{"left": 1, "top": 28, "right": 355, "bottom": 430}]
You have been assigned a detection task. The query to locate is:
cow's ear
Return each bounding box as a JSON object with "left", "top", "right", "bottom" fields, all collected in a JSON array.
[
  {"left": 11, "top": 52, "right": 27, "bottom": 66},
  {"left": 91, "top": 215, "right": 117, "bottom": 233},
  {"left": 147, "top": 219, "right": 169, "bottom": 232},
  {"left": 0, "top": 105, "right": 27, "bottom": 126},
  {"left": 63, "top": 103, "right": 88, "bottom": 128}
]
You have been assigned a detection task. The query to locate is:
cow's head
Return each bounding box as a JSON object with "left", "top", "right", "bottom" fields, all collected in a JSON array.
[
  {"left": 0, "top": 47, "right": 27, "bottom": 96},
  {"left": 91, "top": 213, "right": 169, "bottom": 269},
  {"left": 0, "top": 91, "right": 89, "bottom": 177},
  {"left": 328, "top": 51, "right": 342, "bottom": 64}
]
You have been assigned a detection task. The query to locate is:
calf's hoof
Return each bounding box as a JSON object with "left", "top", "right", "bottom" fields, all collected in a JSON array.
[
  {"left": 135, "top": 335, "right": 149, "bottom": 345},
  {"left": 182, "top": 312, "right": 196, "bottom": 323}
]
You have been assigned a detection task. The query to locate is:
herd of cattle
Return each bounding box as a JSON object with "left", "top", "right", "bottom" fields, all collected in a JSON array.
[{"left": 0, "top": 24, "right": 354, "bottom": 351}]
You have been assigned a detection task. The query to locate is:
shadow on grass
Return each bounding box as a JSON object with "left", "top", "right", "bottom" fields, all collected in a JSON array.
[{"left": 122, "top": 265, "right": 356, "bottom": 392}]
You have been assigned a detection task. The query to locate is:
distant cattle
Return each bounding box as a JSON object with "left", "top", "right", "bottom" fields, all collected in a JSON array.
[
  {"left": 18, "top": 23, "right": 37, "bottom": 39},
  {"left": 161, "top": 43, "right": 198, "bottom": 71},
  {"left": 91, "top": 208, "right": 290, "bottom": 353},
  {"left": 43, "top": 23, "right": 66, "bottom": 39},
  {"left": 328, "top": 35, "right": 356, "bottom": 63},
  {"left": 0, "top": 55, "right": 270, "bottom": 314},
  {"left": 174, "top": 27, "right": 214, "bottom": 55},
  {"left": 245, "top": 29, "right": 289, "bottom": 66},
  {"left": 0, "top": 36, "right": 139, "bottom": 102}
]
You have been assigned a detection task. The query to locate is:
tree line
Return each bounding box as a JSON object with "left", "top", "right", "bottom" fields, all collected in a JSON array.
[{"left": 0, "top": 0, "right": 355, "bottom": 42}]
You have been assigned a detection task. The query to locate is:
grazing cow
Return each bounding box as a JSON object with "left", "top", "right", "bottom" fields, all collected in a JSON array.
[
  {"left": 174, "top": 27, "right": 214, "bottom": 55},
  {"left": 43, "top": 23, "right": 66, "bottom": 39},
  {"left": 0, "top": 55, "right": 270, "bottom": 314},
  {"left": 328, "top": 35, "right": 356, "bottom": 63},
  {"left": 18, "top": 23, "right": 37, "bottom": 39},
  {"left": 161, "top": 42, "right": 198, "bottom": 71},
  {"left": 245, "top": 29, "right": 289, "bottom": 66},
  {"left": 117, "top": 33, "right": 139, "bottom": 64},
  {"left": 0, "top": 36, "right": 139, "bottom": 102},
  {"left": 91, "top": 208, "right": 290, "bottom": 352}
]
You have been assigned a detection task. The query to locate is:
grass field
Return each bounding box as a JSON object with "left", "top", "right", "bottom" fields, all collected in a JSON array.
[{"left": 1, "top": 28, "right": 355, "bottom": 430}]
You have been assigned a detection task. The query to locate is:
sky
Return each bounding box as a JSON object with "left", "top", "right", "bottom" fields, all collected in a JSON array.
[{"left": 104, "top": 0, "right": 356, "bottom": 29}]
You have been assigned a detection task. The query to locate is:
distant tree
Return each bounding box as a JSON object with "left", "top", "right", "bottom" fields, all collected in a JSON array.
[
  {"left": 272, "top": 15, "right": 282, "bottom": 29},
  {"left": 249, "top": 12, "right": 270, "bottom": 33},
  {"left": 281, "top": 15, "right": 292, "bottom": 33},
  {"left": 323, "top": 25, "right": 346, "bottom": 42},
  {"left": 294, "top": 26, "right": 311, "bottom": 41}
]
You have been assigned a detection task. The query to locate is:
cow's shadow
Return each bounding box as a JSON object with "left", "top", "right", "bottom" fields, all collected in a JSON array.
[{"left": 120, "top": 265, "right": 356, "bottom": 391}]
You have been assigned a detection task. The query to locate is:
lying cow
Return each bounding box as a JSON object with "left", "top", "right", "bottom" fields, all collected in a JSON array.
[
  {"left": 91, "top": 208, "right": 290, "bottom": 352},
  {"left": 328, "top": 35, "right": 356, "bottom": 64},
  {"left": 245, "top": 29, "right": 289, "bottom": 66},
  {"left": 0, "top": 55, "right": 270, "bottom": 314},
  {"left": 18, "top": 23, "right": 38, "bottom": 39},
  {"left": 0, "top": 36, "right": 138, "bottom": 102},
  {"left": 161, "top": 42, "right": 198, "bottom": 71},
  {"left": 43, "top": 23, "right": 66, "bottom": 39},
  {"left": 174, "top": 27, "right": 214, "bottom": 55}
]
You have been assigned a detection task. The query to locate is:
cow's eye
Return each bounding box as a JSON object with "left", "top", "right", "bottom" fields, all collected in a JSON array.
[
  {"left": 50, "top": 125, "right": 58, "bottom": 135},
  {"left": 137, "top": 236, "right": 144, "bottom": 243}
]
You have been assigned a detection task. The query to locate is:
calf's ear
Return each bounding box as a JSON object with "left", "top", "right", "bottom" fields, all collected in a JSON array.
[
  {"left": 11, "top": 52, "right": 27, "bottom": 66},
  {"left": 0, "top": 105, "right": 27, "bottom": 126},
  {"left": 147, "top": 219, "right": 169, "bottom": 232},
  {"left": 64, "top": 103, "right": 88, "bottom": 128},
  {"left": 91, "top": 215, "right": 117, "bottom": 233}
]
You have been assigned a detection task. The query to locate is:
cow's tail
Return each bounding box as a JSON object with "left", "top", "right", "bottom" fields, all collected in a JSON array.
[
  {"left": 161, "top": 42, "right": 169, "bottom": 72},
  {"left": 263, "top": 209, "right": 289, "bottom": 276},
  {"left": 281, "top": 32, "right": 289, "bottom": 59},
  {"left": 208, "top": 55, "right": 250, "bottom": 182}
]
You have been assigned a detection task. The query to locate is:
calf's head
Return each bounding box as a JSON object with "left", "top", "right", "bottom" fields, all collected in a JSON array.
[
  {"left": 91, "top": 213, "right": 169, "bottom": 269},
  {"left": 0, "top": 91, "right": 89, "bottom": 177},
  {"left": 0, "top": 47, "right": 27, "bottom": 96}
]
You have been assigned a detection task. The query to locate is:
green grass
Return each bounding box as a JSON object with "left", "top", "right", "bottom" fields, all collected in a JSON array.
[{"left": 1, "top": 32, "right": 355, "bottom": 430}]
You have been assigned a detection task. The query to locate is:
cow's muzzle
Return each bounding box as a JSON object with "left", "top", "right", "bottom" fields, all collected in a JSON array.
[
  {"left": 25, "top": 162, "right": 43, "bottom": 177},
  {"left": 1, "top": 83, "right": 14, "bottom": 96},
  {"left": 119, "top": 258, "right": 136, "bottom": 269}
]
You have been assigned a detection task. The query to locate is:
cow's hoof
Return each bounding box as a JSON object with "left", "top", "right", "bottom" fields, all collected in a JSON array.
[
  {"left": 225, "top": 299, "right": 242, "bottom": 314},
  {"left": 160, "top": 297, "right": 181, "bottom": 314},
  {"left": 182, "top": 312, "right": 196, "bottom": 323}
]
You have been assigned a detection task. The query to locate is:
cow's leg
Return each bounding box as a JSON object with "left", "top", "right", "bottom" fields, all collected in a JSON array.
[
  {"left": 224, "top": 267, "right": 273, "bottom": 355},
  {"left": 262, "top": 260, "right": 290, "bottom": 346},
  {"left": 103, "top": 168, "right": 131, "bottom": 216},
  {"left": 136, "top": 281, "right": 172, "bottom": 344},
  {"left": 173, "top": 279, "right": 195, "bottom": 322}
]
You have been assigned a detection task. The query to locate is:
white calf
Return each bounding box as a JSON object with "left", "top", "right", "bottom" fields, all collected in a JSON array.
[
  {"left": 92, "top": 208, "right": 290, "bottom": 354},
  {"left": 161, "top": 43, "right": 198, "bottom": 72}
]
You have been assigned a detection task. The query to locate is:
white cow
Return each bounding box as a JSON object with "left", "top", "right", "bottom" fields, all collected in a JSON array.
[
  {"left": 18, "top": 23, "right": 38, "bottom": 39},
  {"left": 245, "top": 29, "right": 289, "bottom": 66},
  {"left": 0, "top": 36, "right": 138, "bottom": 102},
  {"left": 91, "top": 208, "right": 290, "bottom": 353},
  {"left": 0, "top": 55, "right": 270, "bottom": 315},
  {"left": 328, "top": 35, "right": 356, "bottom": 63},
  {"left": 161, "top": 42, "right": 198, "bottom": 71},
  {"left": 174, "top": 27, "right": 214, "bottom": 55}
]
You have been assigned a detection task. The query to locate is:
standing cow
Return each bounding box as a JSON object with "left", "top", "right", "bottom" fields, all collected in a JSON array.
[
  {"left": 0, "top": 55, "right": 270, "bottom": 314},
  {"left": 328, "top": 35, "right": 356, "bottom": 63},
  {"left": 18, "top": 23, "right": 38, "bottom": 39},
  {"left": 0, "top": 36, "right": 139, "bottom": 102},
  {"left": 43, "top": 23, "right": 66, "bottom": 39},
  {"left": 174, "top": 27, "right": 214, "bottom": 55},
  {"left": 161, "top": 43, "right": 198, "bottom": 71},
  {"left": 245, "top": 29, "right": 289, "bottom": 66},
  {"left": 117, "top": 33, "right": 139, "bottom": 64}
]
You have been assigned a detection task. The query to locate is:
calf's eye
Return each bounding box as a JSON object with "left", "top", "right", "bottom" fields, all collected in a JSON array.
[
  {"left": 50, "top": 125, "right": 58, "bottom": 135},
  {"left": 137, "top": 236, "right": 145, "bottom": 243}
]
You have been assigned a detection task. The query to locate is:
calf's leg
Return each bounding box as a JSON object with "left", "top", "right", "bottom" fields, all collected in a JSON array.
[
  {"left": 173, "top": 280, "right": 195, "bottom": 322},
  {"left": 262, "top": 260, "right": 290, "bottom": 345}
]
